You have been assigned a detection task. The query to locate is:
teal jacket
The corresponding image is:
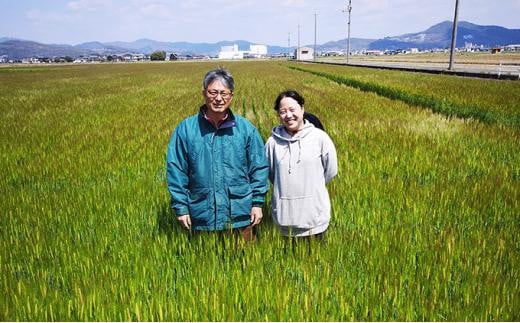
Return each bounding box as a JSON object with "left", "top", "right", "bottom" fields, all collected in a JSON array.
[{"left": 166, "top": 108, "right": 269, "bottom": 231}]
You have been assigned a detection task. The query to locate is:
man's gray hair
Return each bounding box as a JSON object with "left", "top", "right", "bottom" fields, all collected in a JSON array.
[{"left": 203, "top": 68, "right": 235, "bottom": 92}]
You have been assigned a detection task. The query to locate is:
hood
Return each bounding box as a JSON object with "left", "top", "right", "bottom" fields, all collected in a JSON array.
[
  {"left": 271, "top": 120, "right": 315, "bottom": 142},
  {"left": 271, "top": 121, "right": 315, "bottom": 174}
]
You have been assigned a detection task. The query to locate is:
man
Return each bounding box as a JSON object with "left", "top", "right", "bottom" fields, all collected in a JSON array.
[{"left": 166, "top": 68, "right": 269, "bottom": 241}]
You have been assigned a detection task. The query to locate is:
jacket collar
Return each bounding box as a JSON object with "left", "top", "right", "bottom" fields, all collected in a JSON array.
[{"left": 198, "top": 105, "right": 236, "bottom": 129}]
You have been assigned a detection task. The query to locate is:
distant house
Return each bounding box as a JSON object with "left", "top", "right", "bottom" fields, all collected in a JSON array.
[
  {"left": 131, "top": 54, "right": 145, "bottom": 61},
  {"left": 364, "top": 50, "right": 384, "bottom": 56},
  {"left": 504, "top": 44, "right": 520, "bottom": 52},
  {"left": 295, "top": 47, "right": 314, "bottom": 60},
  {"left": 323, "top": 51, "right": 343, "bottom": 57}
]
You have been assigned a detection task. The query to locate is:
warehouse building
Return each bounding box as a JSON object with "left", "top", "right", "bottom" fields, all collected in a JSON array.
[{"left": 295, "top": 47, "right": 314, "bottom": 60}]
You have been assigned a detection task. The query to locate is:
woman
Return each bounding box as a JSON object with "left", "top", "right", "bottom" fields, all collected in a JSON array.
[{"left": 265, "top": 90, "right": 338, "bottom": 238}]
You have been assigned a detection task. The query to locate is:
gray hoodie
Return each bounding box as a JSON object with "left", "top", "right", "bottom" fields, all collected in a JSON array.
[{"left": 265, "top": 121, "right": 338, "bottom": 236}]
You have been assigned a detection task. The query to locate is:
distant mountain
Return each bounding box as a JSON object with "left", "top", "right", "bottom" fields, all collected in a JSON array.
[
  {"left": 0, "top": 40, "right": 88, "bottom": 59},
  {"left": 74, "top": 41, "right": 131, "bottom": 55},
  {"left": 105, "top": 39, "right": 289, "bottom": 56},
  {"left": 2, "top": 21, "right": 519, "bottom": 59},
  {"left": 105, "top": 38, "right": 180, "bottom": 53},
  {"left": 369, "top": 21, "right": 520, "bottom": 50},
  {"left": 318, "top": 38, "right": 375, "bottom": 52},
  {"left": 0, "top": 37, "right": 22, "bottom": 43},
  {"left": 0, "top": 37, "right": 288, "bottom": 59}
]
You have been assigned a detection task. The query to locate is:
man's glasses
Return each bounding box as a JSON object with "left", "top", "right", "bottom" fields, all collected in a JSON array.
[{"left": 206, "top": 90, "right": 233, "bottom": 100}]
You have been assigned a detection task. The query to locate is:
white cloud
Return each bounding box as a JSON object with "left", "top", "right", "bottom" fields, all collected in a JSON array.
[
  {"left": 139, "top": 2, "right": 175, "bottom": 20},
  {"left": 13, "top": 0, "right": 520, "bottom": 45},
  {"left": 67, "top": 0, "right": 112, "bottom": 11},
  {"left": 281, "top": 0, "right": 306, "bottom": 7},
  {"left": 180, "top": 0, "right": 204, "bottom": 9},
  {"left": 354, "top": 0, "right": 391, "bottom": 16},
  {"left": 26, "top": 9, "right": 76, "bottom": 24}
]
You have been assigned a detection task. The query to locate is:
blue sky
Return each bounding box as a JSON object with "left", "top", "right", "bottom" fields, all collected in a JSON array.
[{"left": 1, "top": 0, "right": 519, "bottom": 46}]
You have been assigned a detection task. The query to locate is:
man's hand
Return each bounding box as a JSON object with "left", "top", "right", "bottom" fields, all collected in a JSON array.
[
  {"left": 250, "top": 207, "right": 263, "bottom": 226},
  {"left": 177, "top": 214, "right": 192, "bottom": 230}
]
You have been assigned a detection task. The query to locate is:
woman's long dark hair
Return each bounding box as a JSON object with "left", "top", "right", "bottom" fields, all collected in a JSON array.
[{"left": 274, "top": 90, "right": 304, "bottom": 111}]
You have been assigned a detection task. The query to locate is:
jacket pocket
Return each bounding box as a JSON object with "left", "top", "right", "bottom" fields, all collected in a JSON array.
[
  {"left": 223, "top": 136, "right": 247, "bottom": 169},
  {"left": 228, "top": 184, "right": 252, "bottom": 219},
  {"left": 188, "top": 188, "right": 210, "bottom": 221}
]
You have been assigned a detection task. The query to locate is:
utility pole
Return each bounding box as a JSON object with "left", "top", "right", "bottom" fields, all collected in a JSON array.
[
  {"left": 448, "top": 0, "right": 460, "bottom": 70},
  {"left": 297, "top": 24, "right": 301, "bottom": 60},
  {"left": 314, "top": 12, "right": 317, "bottom": 61},
  {"left": 343, "top": 0, "right": 352, "bottom": 64},
  {"left": 288, "top": 31, "right": 291, "bottom": 57}
]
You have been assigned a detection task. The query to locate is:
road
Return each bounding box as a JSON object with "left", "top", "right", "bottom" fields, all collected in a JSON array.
[{"left": 319, "top": 57, "right": 520, "bottom": 80}]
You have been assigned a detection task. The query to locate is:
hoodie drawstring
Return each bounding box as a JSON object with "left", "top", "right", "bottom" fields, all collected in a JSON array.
[
  {"left": 288, "top": 143, "right": 292, "bottom": 174},
  {"left": 297, "top": 140, "right": 302, "bottom": 164},
  {"left": 287, "top": 141, "right": 302, "bottom": 174}
]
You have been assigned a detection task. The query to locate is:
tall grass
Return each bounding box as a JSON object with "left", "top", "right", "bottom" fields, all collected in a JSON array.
[
  {"left": 1, "top": 61, "right": 519, "bottom": 321},
  {"left": 287, "top": 64, "right": 520, "bottom": 129}
]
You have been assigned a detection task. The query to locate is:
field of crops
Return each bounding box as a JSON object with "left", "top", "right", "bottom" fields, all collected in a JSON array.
[{"left": 1, "top": 61, "right": 519, "bottom": 321}]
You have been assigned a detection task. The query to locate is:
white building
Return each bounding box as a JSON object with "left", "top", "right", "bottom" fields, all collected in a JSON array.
[
  {"left": 248, "top": 44, "right": 267, "bottom": 58},
  {"left": 221, "top": 44, "right": 238, "bottom": 52},
  {"left": 218, "top": 44, "right": 267, "bottom": 59},
  {"left": 295, "top": 47, "right": 314, "bottom": 60},
  {"left": 218, "top": 44, "right": 243, "bottom": 59}
]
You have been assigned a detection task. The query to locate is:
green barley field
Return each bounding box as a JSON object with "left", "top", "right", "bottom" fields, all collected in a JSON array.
[{"left": 1, "top": 61, "right": 519, "bottom": 321}]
